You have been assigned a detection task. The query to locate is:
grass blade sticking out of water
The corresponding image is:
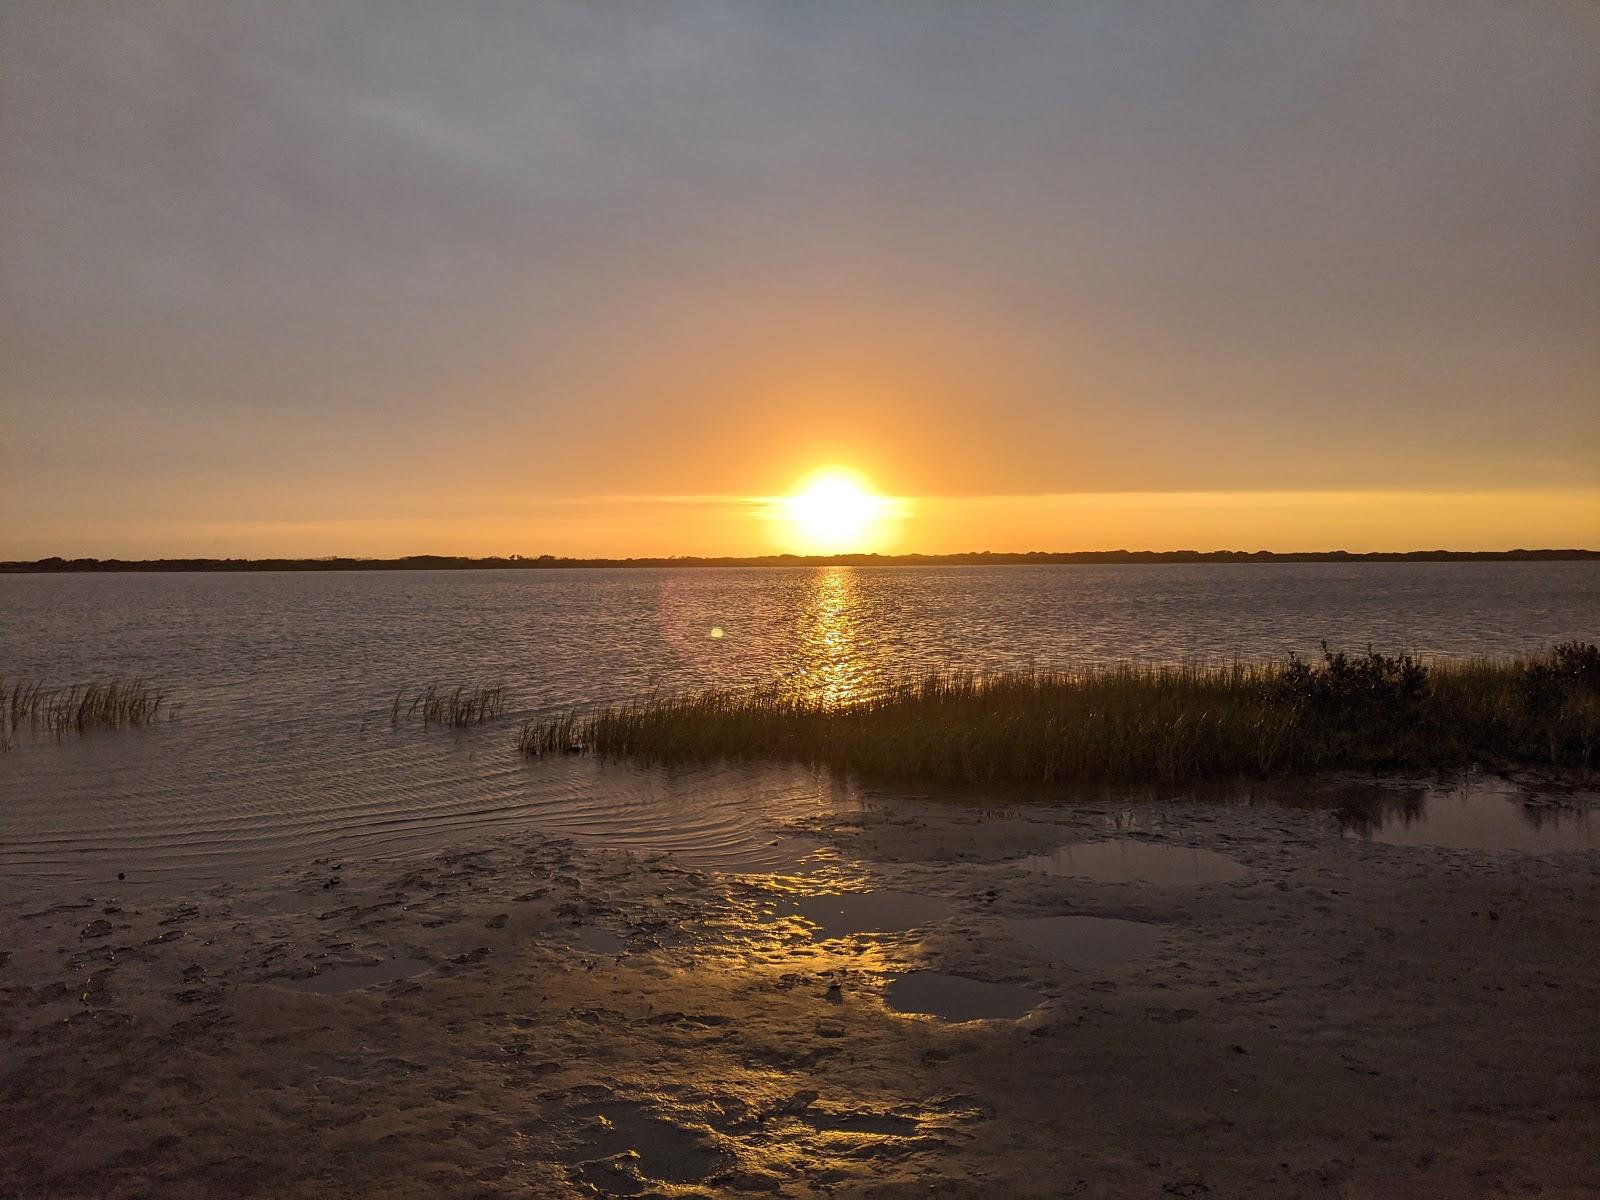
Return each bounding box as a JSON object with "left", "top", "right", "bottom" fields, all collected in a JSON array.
[
  {"left": 1, "top": 676, "right": 171, "bottom": 747},
  {"left": 516, "top": 644, "right": 1600, "bottom": 784},
  {"left": 391, "top": 683, "right": 506, "bottom": 729},
  {"left": 518, "top": 710, "right": 582, "bottom": 756},
  {"left": 2, "top": 679, "right": 44, "bottom": 749}
]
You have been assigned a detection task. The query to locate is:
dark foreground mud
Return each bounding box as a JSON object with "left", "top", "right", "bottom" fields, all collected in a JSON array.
[{"left": 2, "top": 782, "right": 1596, "bottom": 1198}]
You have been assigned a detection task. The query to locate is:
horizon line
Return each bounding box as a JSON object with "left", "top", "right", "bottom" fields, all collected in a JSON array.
[{"left": 5, "top": 548, "right": 1598, "bottom": 573}]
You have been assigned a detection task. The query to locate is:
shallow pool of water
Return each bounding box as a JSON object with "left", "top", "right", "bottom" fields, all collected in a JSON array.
[
  {"left": 0, "top": 749, "right": 847, "bottom": 892},
  {"left": 1336, "top": 779, "right": 1597, "bottom": 853},
  {"left": 1004, "top": 914, "right": 1165, "bottom": 968},
  {"left": 570, "top": 925, "right": 625, "bottom": 954},
  {"left": 567, "top": 1101, "right": 732, "bottom": 1187},
  {"left": 884, "top": 971, "right": 1040, "bottom": 1022},
  {"left": 1010, "top": 839, "right": 1250, "bottom": 885}
]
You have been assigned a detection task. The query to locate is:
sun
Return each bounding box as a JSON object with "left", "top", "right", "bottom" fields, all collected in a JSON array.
[{"left": 777, "top": 467, "right": 899, "bottom": 554}]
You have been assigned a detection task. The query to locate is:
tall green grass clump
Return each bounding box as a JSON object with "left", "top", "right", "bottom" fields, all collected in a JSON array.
[
  {"left": 1, "top": 676, "right": 172, "bottom": 748},
  {"left": 392, "top": 683, "right": 506, "bottom": 729},
  {"left": 516, "top": 643, "right": 1600, "bottom": 785}
]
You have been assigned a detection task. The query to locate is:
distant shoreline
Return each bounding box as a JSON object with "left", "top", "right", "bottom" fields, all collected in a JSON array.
[{"left": 3, "top": 549, "right": 1597, "bottom": 573}]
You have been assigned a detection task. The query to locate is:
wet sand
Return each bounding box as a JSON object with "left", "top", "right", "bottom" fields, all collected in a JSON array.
[{"left": 3, "top": 784, "right": 1597, "bottom": 1198}]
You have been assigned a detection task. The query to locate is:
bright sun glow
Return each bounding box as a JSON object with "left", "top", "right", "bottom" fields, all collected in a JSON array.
[{"left": 778, "top": 467, "right": 898, "bottom": 553}]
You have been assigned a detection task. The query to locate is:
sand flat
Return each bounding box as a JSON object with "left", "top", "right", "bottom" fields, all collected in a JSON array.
[{"left": 2, "top": 790, "right": 1597, "bottom": 1198}]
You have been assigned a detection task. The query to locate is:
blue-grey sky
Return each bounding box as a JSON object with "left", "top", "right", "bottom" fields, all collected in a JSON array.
[{"left": 2, "top": 1, "right": 1596, "bottom": 555}]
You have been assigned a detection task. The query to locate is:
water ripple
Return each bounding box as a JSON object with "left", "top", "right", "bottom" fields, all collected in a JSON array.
[{"left": 2, "top": 563, "right": 1595, "bottom": 889}]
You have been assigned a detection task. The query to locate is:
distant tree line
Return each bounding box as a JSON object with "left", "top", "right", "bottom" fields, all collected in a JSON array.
[{"left": 3, "top": 549, "right": 1596, "bottom": 573}]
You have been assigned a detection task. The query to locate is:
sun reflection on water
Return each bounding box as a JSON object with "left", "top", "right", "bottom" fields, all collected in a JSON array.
[{"left": 790, "top": 567, "right": 868, "bottom": 706}]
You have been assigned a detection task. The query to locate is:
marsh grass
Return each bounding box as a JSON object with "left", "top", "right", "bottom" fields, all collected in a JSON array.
[
  {"left": 517, "top": 643, "right": 1600, "bottom": 784},
  {"left": 1, "top": 677, "right": 171, "bottom": 748},
  {"left": 392, "top": 683, "right": 506, "bottom": 729}
]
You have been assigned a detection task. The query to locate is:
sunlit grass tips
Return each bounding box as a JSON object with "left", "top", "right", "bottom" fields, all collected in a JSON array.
[{"left": 516, "top": 644, "right": 1600, "bottom": 784}]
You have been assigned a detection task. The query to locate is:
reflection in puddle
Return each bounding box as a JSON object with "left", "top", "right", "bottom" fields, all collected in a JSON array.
[
  {"left": 570, "top": 926, "right": 625, "bottom": 954},
  {"left": 1005, "top": 915, "right": 1164, "bottom": 969},
  {"left": 1012, "top": 840, "right": 1249, "bottom": 885},
  {"left": 280, "top": 955, "right": 429, "bottom": 994},
  {"left": 885, "top": 971, "right": 1039, "bottom": 1022},
  {"left": 1337, "top": 782, "right": 1597, "bottom": 852},
  {"left": 784, "top": 890, "right": 954, "bottom": 938}
]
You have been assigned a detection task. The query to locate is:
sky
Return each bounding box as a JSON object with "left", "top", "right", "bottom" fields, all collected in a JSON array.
[{"left": 2, "top": 0, "right": 1596, "bottom": 558}]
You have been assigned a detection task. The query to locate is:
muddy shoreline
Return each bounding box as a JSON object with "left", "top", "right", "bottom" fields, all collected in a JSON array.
[{"left": 3, "top": 780, "right": 1597, "bottom": 1198}]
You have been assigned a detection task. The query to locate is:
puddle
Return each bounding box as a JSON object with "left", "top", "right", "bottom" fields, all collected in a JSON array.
[
  {"left": 569, "top": 1101, "right": 732, "bottom": 1187},
  {"left": 570, "top": 926, "right": 625, "bottom": 954},
  {"left": 1012, "top": 839, "right": 1249, "bottom": 885},
  {"left": 884, "top": 971, "right": 1039, "bottom": 1022},
  {"left": 279, "top": 955, "right": 429, "bottom": 994},
  {"left": 1337, "top": 784, "right": 1598, "bottom": 853},
  {"left": 783, "top": 890, "right": 954, "bottom": 938},
  {"left": 1005, "top": 914, "right": 1165, "bottom": 968}
]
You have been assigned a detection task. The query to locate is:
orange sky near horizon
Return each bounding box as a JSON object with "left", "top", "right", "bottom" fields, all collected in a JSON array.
[{"left": 7, "top": 486, "right": 1595, "bottom": 562}]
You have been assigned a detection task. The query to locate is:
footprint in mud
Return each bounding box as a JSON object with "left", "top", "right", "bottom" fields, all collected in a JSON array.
[
  {"left": 229, "top": 890, "right": 359, "bottom": 917},
  {"left": 274, "top": 955, "right": 430, "bottom": 994},
  {"left": 795, "top": 1105, "right": 922, "bottom": 1136},
  {"left": 641, "top": 1011, "right": 730, "bottom": 1029}
]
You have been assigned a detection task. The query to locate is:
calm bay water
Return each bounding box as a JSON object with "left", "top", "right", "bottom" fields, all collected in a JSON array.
[{"left": 3, "top": 563, "right": 1596, "bottom": 888}]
